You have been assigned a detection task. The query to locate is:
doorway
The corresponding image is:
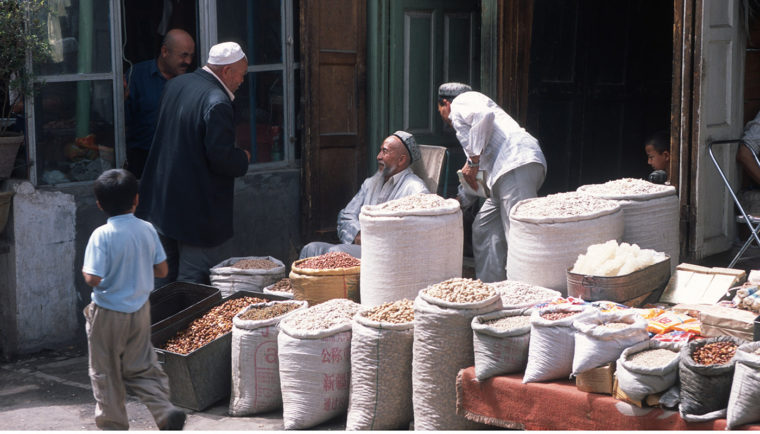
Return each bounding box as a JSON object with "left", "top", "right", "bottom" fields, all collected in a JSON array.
[
  {"left": 526, "top": 0, "right": 674, "bottom": 195},
  {"left": 122, "top": 0, "right": 198, "bottom": 69}
]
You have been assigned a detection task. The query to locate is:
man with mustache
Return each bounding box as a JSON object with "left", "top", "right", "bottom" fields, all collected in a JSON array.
[
  {"left": 299, "top": 131, "right": 429, "bottom": 259},
  {"left": 124, "top": 28, "right": 195, "bottom": 178}
]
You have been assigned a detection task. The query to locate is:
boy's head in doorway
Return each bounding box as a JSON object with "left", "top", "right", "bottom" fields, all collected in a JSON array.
[
  {"left": 93, "top": 169, "right": 139, "bottom": 217},
  {"left": 645, "top": 130, "right": 670, "bottom": 172}
]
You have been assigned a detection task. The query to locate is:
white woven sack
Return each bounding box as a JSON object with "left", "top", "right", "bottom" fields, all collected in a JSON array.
[
  {"left": 346, "top": 313, "right": 414, "bottom": 430},
  {"left": 210, "top": 256, "right": 287, "bottom": 298},
  {"left": 262, "top": 282, "right": 294, "bottom": 299},
  {"left": 507, "top": 201, "right": 624, "bottom": 295},
  {"left": 616, "top": 340, "right": 682, "bottom": 402},
  {"left": 359, "top": 198, "right": 463, "bottom": 307},
  {"left": 578, "top": 184, "right": 679, "bottom": 273},
  {"left": 571, "top": 310, "right": 649, "bottom": 376},
  {"left": 523, "top": 305, "right": 592, "bottom": 383},
  {"left": 471, "top": 309, "right": 532, "bottom": 381},
  {"left": 727, "top": 341, "right": 760, "bottom": 429},
  {"left": 278, "top": 319, "right": 353, "bottom": 429},
  {"left": 412, "top": 289, "right": 502, "bottom": 430},
  {"left": 229, "top": 300, "right": 308, "bottom": 416}
]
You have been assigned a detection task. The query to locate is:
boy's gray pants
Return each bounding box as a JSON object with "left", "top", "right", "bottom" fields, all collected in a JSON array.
[
  {"left": 472, "top": 162, "right": 545, "bottom": 283},
  {"left": 84, "top": 301, "right": 177, "bottom": 430}
]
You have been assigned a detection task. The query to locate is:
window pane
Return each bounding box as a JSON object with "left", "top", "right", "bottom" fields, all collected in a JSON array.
[
  {"left": 234, "top": 71, "right": 284, "bottom": 163},
  {"left": 217, "top": 1, "right": 282, "bottom": 65},
  {"left": 34, "top": 81, "right": 115, "bottom": 184},
  {"left": 35, "top": 0, "right": 112, "bottom": 76}
]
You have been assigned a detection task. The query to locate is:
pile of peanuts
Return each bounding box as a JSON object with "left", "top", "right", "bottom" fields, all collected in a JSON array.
[
  {"left": 298, "top": 252, "right": 360, "bottom": 270},
  {"left": 269, "top": 277, "right": 294, "bottom": 293},
  {"left": 580, "top": 178, "right": 672, "bottom": 196},
  {"left": 692, "top": 341, "right": 738, "bottom": 365},
  {"left": 513, "top": 192, "right": 618, "bottom": 219},
  {"left": 362, "top": 299, "right": 414, "bottom": 323},
  {"left": 162, "top": 296, "right": 265, "bottom": 354},
  {"left": 232, "top": 258, "right": 279, "bottom": 270},
  {"left": 540, "top": 311, "right": 579, "bottom": 321},
  {"left": 373, "top": 193, "right": 448, "bottom": 211},
  {"left": 423, "top": 278, "right": 495, "bottom": 303},
  {"left": 238, "top": 302, "right": 299, "bottom": 321}
]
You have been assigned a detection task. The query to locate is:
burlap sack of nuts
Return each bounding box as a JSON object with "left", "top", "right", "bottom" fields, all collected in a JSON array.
[
  {"left": 726, "top": 341, "right": 760, "bottom": 429},
  {"left": 229, "top": 300, "right": 308, "bottom": 416},
  {"left": 277, "top": 299, "right": 361, "bottom": 430},
  {"left": 616, "top": 340, "right": 683, "bottom": 402},
  {"left": 523, "top": 304, "right": 592, "bottom": 383},
  {"left": 577, "top": 179, "right": 679, "bottom": 273},
  {"left": 346, "top": 300, "right": 414, "bottom": 430},
  {"left": 571, "top": 310, "right": 649, "bottom": 377},
  {"left": 210, "top": 256, "right": 287, "bottom": 298},
  {"left": 507, "top": 193, "right": 624, "bottom": 295},
  {"left": 412, "top": 278, "right": 502, "bottom": 430},
  {"left": 471, "top": 309, "right": 532, "bottom": 381},
  {"left": 289, "top": 255, "right": 360, "bottom": 306},
  {"left": 678, "top": 335, "right": 747, "bottom": 422}
]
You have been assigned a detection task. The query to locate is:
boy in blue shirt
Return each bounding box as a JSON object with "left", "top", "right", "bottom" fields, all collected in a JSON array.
[{"left": 82, "top": 169, "right": 185, "bottom": 430}]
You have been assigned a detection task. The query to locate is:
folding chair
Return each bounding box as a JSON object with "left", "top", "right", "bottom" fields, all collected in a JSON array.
[
  {"left": 707, "top": 139, "right": 760, "bottom": 267},
  {"left": 412, "top": 144, "right": 450, "bottom": 196}
]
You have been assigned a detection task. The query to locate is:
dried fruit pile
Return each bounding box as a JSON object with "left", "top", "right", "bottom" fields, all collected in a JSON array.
[
  {"left": 692, "top": 341, "right": 738, "bottom": 365},
  {"left": 373, "top": 193, "right": 448, "bottom": 211},
  {"left": 540, "top": 311, "right": 579, "bottom": 321},
  {"left": 162, "top": 296, "right": 265, "bottom": 354},
  {"left": 231, "top": 258, "right": 279, "bottom": 270},
  {"left": 238, "top": 302, "right": 299, "bottom": 321},
  {"left": 298, "top": 252, "right": 360, "bottom": 269},
  {"left": 423, "top": 278, "right": 495, "bottom": 303},
  {"left": 362, "top": 299, "right": 414, "bottom": 323},
  {"left": 580, "top": 178, "right": 672, "bottom": 196},
  {"left": 513, "top": 192, "right": 618, "bottom": 219}
]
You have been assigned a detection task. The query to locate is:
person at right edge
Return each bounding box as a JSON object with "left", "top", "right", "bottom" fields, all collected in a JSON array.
[
  {"left": 136, "top": 42, "right": 251, "bottom": 286},
  {"left": 436, "top": 82, "right": 547, "bottom": 283}
]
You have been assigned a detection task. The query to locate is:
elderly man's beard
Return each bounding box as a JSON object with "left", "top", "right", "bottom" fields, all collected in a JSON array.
[{"left": 380, "top": 163, "right": 397, "bottom": 179}]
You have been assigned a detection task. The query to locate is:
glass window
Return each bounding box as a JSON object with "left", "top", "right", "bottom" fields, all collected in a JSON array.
[
  {"left": 33, "top": 80, "right": 115, "bottom": 184},
  {"left": 216, "top": 1, "right": 283, "bottom": 65},
  {"left": 36, "top": 0, "right": 113, "bottom": 76},
  {"left": 234, "top": 71, "right": 285, "bottom": 163}
]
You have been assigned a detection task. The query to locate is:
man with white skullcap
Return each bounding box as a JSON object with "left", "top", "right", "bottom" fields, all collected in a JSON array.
[
  {"left": 437, "top": 82, "right": 547, "bottom": 282},
  {"left": 299, "top": 131, "right": 429, "bottom": 259},
  {"left": 137, "top": 42, "right": 251, "bottom": 285}
]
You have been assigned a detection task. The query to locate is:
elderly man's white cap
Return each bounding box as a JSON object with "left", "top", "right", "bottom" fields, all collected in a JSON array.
[{"left": 207, "top": 42, "right": 246, "bottom": 65}]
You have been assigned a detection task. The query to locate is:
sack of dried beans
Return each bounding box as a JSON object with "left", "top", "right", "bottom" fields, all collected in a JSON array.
[
  {"left": 359, "top": 193, "right": 463, "bottom": 307},
  {"left": 210, "top": 256, "right": 287, "bottom": 298},
  {"left": 507, "top": 193, "right": 624, "bottom": 295},
  {"left": 263, "top": 277, "right": 295, "bottom": 299},
  {"left": 471, "top": 309, "right": 532, "bottom": 380},
  {"left": 229, "top": 300, "right": 308, "bottom": 416},
  {"left": 571, "top": 310, "right": 649, "bottom": 376},
  {"left": 346, "top": 299, "right": 415, "bottom": 430},
  {"left": 577, "top": 178, "right": 679, "bottom": 273},
  {"left": 523, "top": 304, "right": 592, "bottom": 383},
  {"left": 412, "top": 278, "right": 502, "bottom": 430},
  {"left": 278, "top": 298, "right": 361, "bottom": 429},
  {"left": 616, "top": 340, "right": 682, "bottom": 402},
  {"left": 289, "top": 252, "right": 361, "bottom": 306},
  {"left": 678, "top": 335, "right": 746, "bottom": 422},
  {"left": 726, "top": 341, "right": 760, "bottom": 429}
]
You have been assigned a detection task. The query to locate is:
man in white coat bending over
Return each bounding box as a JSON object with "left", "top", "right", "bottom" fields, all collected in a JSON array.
[{"left": 437, "top": 82, "right": 547, "bottom": 282}]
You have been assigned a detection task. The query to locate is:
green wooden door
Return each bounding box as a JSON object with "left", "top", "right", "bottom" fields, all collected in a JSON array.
[{"left": 369, "top": 0, "right": 479, "bottom": 196}]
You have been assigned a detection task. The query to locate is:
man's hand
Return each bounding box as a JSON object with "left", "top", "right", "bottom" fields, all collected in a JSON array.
[
  {"left": 462, "top": 161, "right": 479, "bottom": 191},
  {"left": 354, "top": 232, "right": 362, "bottom": 245}
]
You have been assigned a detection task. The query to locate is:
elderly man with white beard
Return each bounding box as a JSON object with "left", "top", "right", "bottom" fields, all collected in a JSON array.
[{"left": 299, "top": 131, "right": 429, "bottom": 259}]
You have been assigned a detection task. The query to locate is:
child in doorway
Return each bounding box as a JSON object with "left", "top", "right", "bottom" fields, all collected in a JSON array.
[
  {"left": 645, "top": 130, "right": 670, "bottom": 183},
  {"left": 82, "top": 169, "right": 185, "bottom": 430}
]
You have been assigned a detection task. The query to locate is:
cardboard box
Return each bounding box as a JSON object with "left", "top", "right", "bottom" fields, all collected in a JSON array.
[
  {"left": 659, "top": 264, "right": 745, "bottom": 305},
  {"left": 612, "top": 377, "right": 642, "bottom": 407},
  {"left": 576, "top": 362, "right": 615, "bottom": 395}
]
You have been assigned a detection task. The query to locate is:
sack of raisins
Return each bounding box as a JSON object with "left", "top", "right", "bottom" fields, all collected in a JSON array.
[{"left": 678, "top": 335, "right": 746, "bottom": 422}]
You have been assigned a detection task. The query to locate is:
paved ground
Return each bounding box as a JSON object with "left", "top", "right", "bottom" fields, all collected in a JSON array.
[{"left": 0, "top": 344, "right": 345, "bottom": 431}]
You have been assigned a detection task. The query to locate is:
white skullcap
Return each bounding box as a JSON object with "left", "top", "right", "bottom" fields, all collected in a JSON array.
[{"left": 207, "top": 42, "right": 246, "bottom": 65}]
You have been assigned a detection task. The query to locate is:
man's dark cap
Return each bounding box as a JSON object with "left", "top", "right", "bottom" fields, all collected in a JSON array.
[{"left": 438, "top": 82, "right": 472, "bottom": 100}]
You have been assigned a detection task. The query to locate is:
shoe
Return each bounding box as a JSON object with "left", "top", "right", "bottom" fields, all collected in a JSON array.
[{"left": 161, "top": 410, "right": 186, "bottom": 430}]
